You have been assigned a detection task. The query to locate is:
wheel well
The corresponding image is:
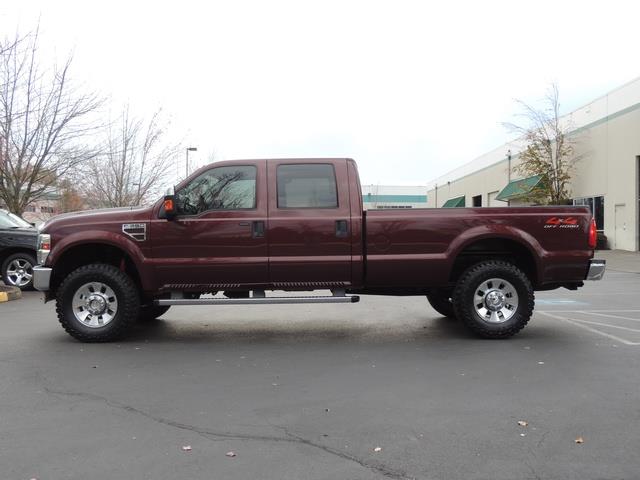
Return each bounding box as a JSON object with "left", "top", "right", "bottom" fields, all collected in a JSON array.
[
  {"left": 50, "top": 243, "right": 141, "bottom": 295},
  {"left": 450, "top": 238, "right": 537, "bottom": 286},
  {"left": 0, "top": 247, "right": 36, "bottom": 267}
]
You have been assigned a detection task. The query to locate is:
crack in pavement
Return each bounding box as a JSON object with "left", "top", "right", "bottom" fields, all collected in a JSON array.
[{"left": 42, "top": 385, "right": 413, "bottom": 480}]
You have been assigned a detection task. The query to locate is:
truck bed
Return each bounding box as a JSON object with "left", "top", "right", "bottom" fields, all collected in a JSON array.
[{"left": 364, "top": 206, "right": 593, "bottom": 288}]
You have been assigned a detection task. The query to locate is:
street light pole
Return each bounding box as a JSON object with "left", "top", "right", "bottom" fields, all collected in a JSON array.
[{"left": 186, "top": 147, "right": 198, "bottom": 177}]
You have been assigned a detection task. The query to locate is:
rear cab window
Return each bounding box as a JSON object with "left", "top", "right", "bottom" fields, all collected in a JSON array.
[{"left": 276, "top": 164, "right": 338, "bottom": 209}]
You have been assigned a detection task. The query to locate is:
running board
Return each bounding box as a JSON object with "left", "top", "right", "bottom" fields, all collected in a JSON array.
[{"left": 156, "top": 295, "right": 360, "bottom": 306}]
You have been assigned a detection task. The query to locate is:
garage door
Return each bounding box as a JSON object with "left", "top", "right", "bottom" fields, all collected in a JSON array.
[{"left": 488, "top": 191, "right": 501, "bottom": 207}]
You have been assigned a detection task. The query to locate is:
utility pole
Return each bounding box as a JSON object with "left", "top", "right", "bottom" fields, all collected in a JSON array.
[{"left": 186, "top": 147, "right": 198, "bottom": 177}]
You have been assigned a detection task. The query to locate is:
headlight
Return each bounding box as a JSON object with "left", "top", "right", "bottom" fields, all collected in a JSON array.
[{"left": 37, "top": 234, "right": 51, "bottom": 265}]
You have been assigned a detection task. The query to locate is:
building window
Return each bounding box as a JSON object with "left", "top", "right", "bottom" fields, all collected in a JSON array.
[
  {"left": 375, "top": 205, "right": 413, "bottom": 209},
  {"left": 40, "top": 206, "right": 55, "bottom": 214},
  {"left": 472, "top": 195, "right": 482, "bottom": 207},
  {"left": 25, "top": 205, "right": 37, "bottom": 212},
  {"left": 574, "top": 196, "right": 604, "bottom": 230}
]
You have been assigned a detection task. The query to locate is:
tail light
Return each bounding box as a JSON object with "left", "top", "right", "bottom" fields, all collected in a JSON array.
[
  {"left": 37, "top": 233, "right": 51, "bottom": 264},
  {"left": 588, "top": 218, "right": 597, "bottom": 249}
]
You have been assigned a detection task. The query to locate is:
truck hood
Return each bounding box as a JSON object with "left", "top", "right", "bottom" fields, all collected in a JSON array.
[{"left": 41, "top": 205, "right": 154, "bottom": 233}]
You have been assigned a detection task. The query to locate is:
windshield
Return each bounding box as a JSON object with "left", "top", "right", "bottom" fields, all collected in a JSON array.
[
  {"left": 7, "top": 212, "right": 32, "bottom": 228},
  {"left": 0, "top": 211, "right": 31, "bottom": 228}
]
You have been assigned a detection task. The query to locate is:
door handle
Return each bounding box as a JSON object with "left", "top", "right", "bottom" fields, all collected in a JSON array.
[
  {"left": 335, "top": 220, "right": 349, "bottom": 237},
  {"left": 238, "top": 222, "right": 250, "bottom": 226},
  {"left": 252, "top": 221, "right": 265, "bottom": 238}
]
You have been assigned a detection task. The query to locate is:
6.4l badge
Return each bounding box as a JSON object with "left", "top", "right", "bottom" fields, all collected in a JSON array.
[{"left": 122, "top": 223, "right": 147, "bottom": 241}]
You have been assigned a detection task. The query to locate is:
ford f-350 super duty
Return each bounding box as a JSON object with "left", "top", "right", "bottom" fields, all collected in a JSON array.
[{"left": 32, "top": 158, "right": 605, "bottom": 342}]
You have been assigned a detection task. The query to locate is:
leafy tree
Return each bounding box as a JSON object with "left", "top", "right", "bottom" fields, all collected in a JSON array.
[{"left": 504, "top": 84, "right": 580, "bottom": 205}]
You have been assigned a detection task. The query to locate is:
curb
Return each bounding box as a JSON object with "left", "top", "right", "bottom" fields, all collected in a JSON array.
[{"left": 0, "top": 285, "right": 22, "bottom": 302}]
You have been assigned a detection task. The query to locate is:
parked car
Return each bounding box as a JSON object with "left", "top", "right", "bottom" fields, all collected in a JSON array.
[
  {"left": 33, "top": 158, "right": 605, "bottom": 342},
  {"left": 0, "top": 209, "right": 38, "bottom": 290}
]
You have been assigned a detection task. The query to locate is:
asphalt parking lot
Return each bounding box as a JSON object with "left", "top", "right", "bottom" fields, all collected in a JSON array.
[{"left": 1, "top": 253, "right": 640, "bottom": 480}]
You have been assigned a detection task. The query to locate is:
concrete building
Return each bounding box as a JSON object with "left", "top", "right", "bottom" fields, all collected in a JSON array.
[
  {"left": 362, "top": 184, "right": 428, "bottom": 210},
  {"left": 426, "top": 77, "right": 640, "bottom": 252}
]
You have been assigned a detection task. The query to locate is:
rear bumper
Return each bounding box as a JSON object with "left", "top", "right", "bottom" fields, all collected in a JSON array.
[
  {"left": 33, "top": 266, "right": 52, "bottom": 291},
  {"left": 586, "top": 259, "right": 606, "bottom": 281}
]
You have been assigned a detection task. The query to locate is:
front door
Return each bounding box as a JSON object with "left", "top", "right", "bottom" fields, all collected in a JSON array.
[
  {"left": 150, "top": 162, "right": 268, "bottom": 290},
  {"left": 266, "top": 160, "right": 352, "bottom": 287}
]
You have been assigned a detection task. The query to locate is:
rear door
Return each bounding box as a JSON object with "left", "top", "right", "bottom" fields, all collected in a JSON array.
[{"left": 266, "top": 160, "right": 352, "bottom": 287}]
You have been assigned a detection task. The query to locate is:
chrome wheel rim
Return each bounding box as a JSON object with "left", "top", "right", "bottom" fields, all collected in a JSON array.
[
  {"left": 474, "top": 277, "right": 519, "bottom": 324},
  {"left": 71, "top": 282, "right": 118, "bottom": 328},
  {"left": 6, "top": 258, "right": 33, "bottom": 287}
]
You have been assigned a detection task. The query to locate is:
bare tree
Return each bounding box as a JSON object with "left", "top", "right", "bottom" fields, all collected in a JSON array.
[
  {"left": 504, "top": 84, "right": 580, "bottom": 205},
  {"left": 85, "top": 106, "right": 181, "bottom": 208},
  {"left": 0, "top": 27, "right": 103, "bottom": 215}
]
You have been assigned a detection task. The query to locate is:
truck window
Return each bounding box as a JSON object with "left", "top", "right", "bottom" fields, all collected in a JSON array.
[
  {"left": 175, "top": 165, "right": 256, "bottom": 215},
  {"left": 277, "top": 164, "right": 338, "bottom": 208}
]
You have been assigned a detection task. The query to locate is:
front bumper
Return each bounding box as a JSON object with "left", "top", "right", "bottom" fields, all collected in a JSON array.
[
  {"left": 586, "top": 259, "right": 606, "bottom": 281},
  {"left": 33, "top": 266, "right": 52, "bottom": 291}
]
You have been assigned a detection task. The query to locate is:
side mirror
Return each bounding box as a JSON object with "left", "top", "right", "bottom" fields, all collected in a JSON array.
[{"left": 160, "top": 195, "right": 177, "bottom": 220}]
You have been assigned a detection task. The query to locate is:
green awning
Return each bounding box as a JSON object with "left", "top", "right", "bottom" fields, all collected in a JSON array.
[
  {"left": 495, "top": 175, "right": 544, "bottom": 202},
  {"left": 442, "top": 196, "right": 465, "bottom": 208}
]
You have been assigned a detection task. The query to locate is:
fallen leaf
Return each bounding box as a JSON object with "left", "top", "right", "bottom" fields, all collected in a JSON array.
[
  {"left": 537, "top": 361, "right": 545, "bottom": 365},
  {"left": 181, "top": 445, "right": 192, "bottom": 452},
  {"left": 226, "top": 451, "right": 237, "bottom": 457},
  {"left": 519, "top": 433, "right": 526, "bottom": 437},
  {"left": 575, "top": 436, "right": 584, "bottom": 444},
  {"left": 373, "top": 446, "right": 382, "bottom": 452},
  {"left": 517, "top": 420, "right": 528, "bottom": 427}
]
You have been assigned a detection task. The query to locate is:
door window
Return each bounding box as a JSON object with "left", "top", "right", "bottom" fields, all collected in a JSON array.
[
  {"left": 175, "top": 165, "right": 256, "bottom": 215},
  {"left": 276, "top": 164, "right": 338, "bottom": 208}
]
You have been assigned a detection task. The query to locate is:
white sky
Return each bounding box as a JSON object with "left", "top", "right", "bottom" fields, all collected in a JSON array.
[{"left": 3, "top": 0, "right": 640, "bottom": 185}]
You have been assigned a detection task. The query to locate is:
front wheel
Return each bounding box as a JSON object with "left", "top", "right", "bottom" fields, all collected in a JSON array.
[
  {"left": 452, "top": 260, "right": 534, "bottom": 339},
  {"left": 56, "top": 264, "right": 140, "bottom": 342},
  {"left": 2, "top": 252, "right": 36, "bottom": 290}
]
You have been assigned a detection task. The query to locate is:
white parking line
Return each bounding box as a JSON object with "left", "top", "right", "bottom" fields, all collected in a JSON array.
[
  {"left": 569, "top": 318, "right": 640, "bottom": 333},
  {"left": 539, "top": 309, "right": 640, "bottom": 313},
  {"left": 538, "top": 311, "right": 640, "bottom": 346},
  {"left": 580, "top": 311, "right": 640, "bottom": 323}
]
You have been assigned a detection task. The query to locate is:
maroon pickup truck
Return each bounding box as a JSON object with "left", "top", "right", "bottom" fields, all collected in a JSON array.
[{"left": 33, "top": 158, "right": 605, "bottom": 342}]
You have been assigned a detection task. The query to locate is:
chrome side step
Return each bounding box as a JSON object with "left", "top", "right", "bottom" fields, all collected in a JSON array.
[{"left": 156, "top": 295, "right": 360, "bottom": 306}]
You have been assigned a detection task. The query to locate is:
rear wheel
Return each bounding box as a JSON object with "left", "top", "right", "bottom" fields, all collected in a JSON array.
[
  {"left": 426, "top": 289, "right": 455, "bottom": 318},
  {"left": 452, "top": 260, "right": 534, "bottom": 339},
  {"left": 56, "top": 264, "right": 140, "bottom": 342}
]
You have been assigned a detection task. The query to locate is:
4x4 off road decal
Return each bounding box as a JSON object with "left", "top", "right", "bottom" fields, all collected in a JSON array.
[
  {"left": 122, "top": 223, "right": 147, "bottom": 241},
  {"left": 544, "top": 217, "right": 580, "bottom": 229}
]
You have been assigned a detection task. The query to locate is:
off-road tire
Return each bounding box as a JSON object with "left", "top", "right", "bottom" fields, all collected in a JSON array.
[
  {"left": 427, "top": 289, "right": 456, "bottom": 318},
  {"left": 138, "top": 304, "right": 171, "bottom": 322},
  {"left": 452, "top": 260, "right": 534, "bottom": 339},
  {"left": 56, "top": 264, "right": 140, "bottom": 342},
  {"left": 2, "top": 252, "right": 36, "bottom": 290}
]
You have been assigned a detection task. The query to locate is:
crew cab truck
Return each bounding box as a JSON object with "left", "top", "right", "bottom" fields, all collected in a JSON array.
[{"left": 32, "top": 158, "right": 605, "bottom": 342}]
